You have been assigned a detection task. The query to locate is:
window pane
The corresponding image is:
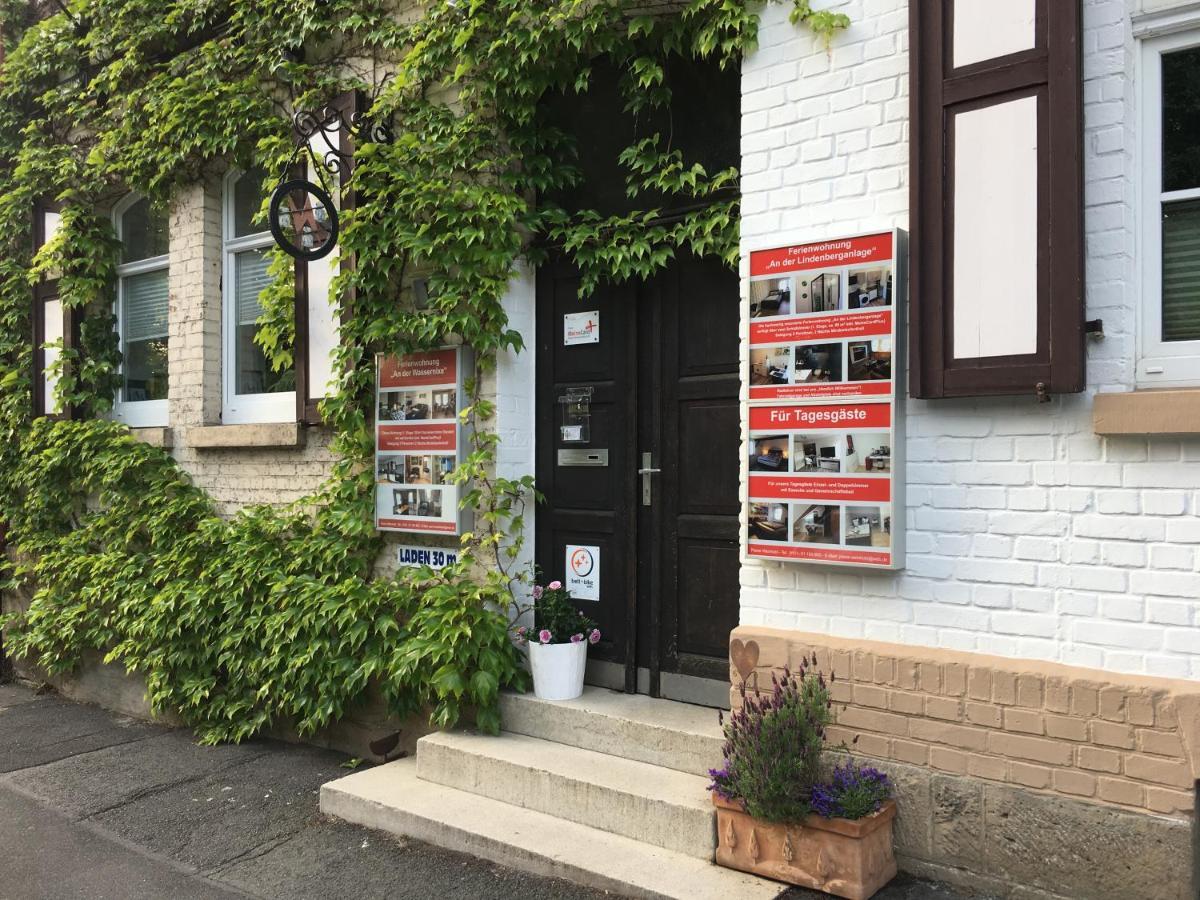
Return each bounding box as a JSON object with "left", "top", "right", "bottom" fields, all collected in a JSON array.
[
  {"left": 122, "top": 268, "right": 169, "bottom": 402},
  {"left": 121, "top": 197, "right": 169, "bottom": 262},
  {"left": 233, "top": 248, "right": 289, "bottom": 395},
  {"left": 232, "top": 168, "right": 269, "bottom": 238},
  {"left": 1163, "top": 46, "right": 1200, "bottom": 193},
  {"left": 1163, "top": 198, "right": 1200, "bottom": 342}
]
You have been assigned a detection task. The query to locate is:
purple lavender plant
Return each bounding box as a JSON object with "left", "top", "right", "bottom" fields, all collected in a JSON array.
[
  {"left": 811, "top": 761, "right": 893, "bottom": 820},
  {"left": 707, "top": 654, "right": 834, "bottom": 823}
]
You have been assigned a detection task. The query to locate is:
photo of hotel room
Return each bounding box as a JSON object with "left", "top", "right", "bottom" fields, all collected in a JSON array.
[
  {"left": 794, "top": 343, "right": 843, "bottom": 383},
  {"left": 794, "top": 272, "right": 841, "bottom": 314},
  {"left": 792, "top": 505, "right": 840, "bottom": 544},
  {"left": 792, "top": 434, "right": 841, "bottom": 473},
  {"left": 847, "top": 266, "right": 892, "bottom": 309},
  {"left": 379, "top": 389, "right": 432, "bottom": 421},
  {"left": 846, "top": 505, "right": 891, "bottom": 548},
  {"left": 750, "top": 347, "right": 792, "bottom": 386},
  {"left": 843, "top": 433, "right": 892, "bottom": 473},
  {"left": 431, "top": 389, "right": 456, "bottom": 419},
  {"left": 749, "top": 278, "right": 793, "bottom": 317},
  {"left": 749, "top": 436, "right": 789, "bottom": 471},
  {"left": 848, "top": 338, "right": 892, "bottom": 381},
  {"left": 391, "top": 487, "right": 444, "bottom": 518},
  {"left": 748, "top": 503, "right": 789, "bottom": 541}
]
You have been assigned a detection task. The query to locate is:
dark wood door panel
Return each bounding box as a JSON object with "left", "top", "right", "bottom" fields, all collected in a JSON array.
[
  {"left": 674, "top": 537, "right": 741, "bottom": 661},
  {"left": 676, "top": 397, "right": 740, "bottom": 516}
]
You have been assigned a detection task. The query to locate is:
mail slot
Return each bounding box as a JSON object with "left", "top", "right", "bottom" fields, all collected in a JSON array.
[{"left": 557, "top": 449, "right": 609, "bottom": 467}]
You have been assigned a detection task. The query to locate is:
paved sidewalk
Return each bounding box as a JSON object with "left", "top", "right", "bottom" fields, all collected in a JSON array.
[{"left": 0, "top": 682, "right": 973, "bottom": 900}]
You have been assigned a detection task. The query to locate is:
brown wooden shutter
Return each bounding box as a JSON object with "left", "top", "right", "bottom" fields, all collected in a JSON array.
[
  {"left": 295, "top": 89, "right": 359, "bottom": 425},
  {"left": 909, "top": 0, "right": 1084, "bottom": 399}
]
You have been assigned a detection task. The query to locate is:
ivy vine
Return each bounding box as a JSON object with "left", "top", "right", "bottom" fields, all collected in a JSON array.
[{"left": 0, "top": 0, "right": 846, "bottom": 743}]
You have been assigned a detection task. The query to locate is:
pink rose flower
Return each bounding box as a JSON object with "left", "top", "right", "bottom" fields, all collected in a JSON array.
[
  {"left": 548, "top": 580, "right": 562, "bottom": 590},
  {"left": 538, "top": 629, "right": 552, "bottom": 644},
  {"left": 588, "top": 629, "right": 601, "bottom": 645},
  {"left": 570, "top": 633, "right": 584, "bottom": 643},
  {"left": 532, "top": 585, "right": 544, "bottom": 600}
]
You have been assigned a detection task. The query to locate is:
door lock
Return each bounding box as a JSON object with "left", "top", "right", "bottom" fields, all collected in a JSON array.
[{"left": 638, "top": 452, "right": 661, "bottom": 506}]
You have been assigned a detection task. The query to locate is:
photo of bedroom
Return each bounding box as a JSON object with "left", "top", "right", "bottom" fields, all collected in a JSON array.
[
  {"left": 748, "top": 503, "right": 789, "bottom": 542},
  {"left": 750, "top": 347, "right": 792, "bottom": 385},
  {"left": 793, "top": 343, "right": 843, "bottom": 383},
  {"left": 749, "top": 278, "right": 793, "bottom": 318},
  {"left": 793, "top": 271, "right": 842, "bottom": 314},
  {"left": 843, "top": 433, "right": 892, "bottom": 473},
  {"left": 391, "top": 488, "right": 444, "bottom": 518},
  {"left": 792, "top": 434, "right": 841, "bottom": 473},
  {"left": 846, "top": 505, "right": 891, "bottom": 548},
  {"left": 848, "top": 338, "right": 892, "bottom": 381},
  {"left": 792, "top": 505, "right": 840, "bottom": 544},
  {"left": 749, "top": 436, "right": 789, "bottom": 471},
  {"left": 846, "top": 265, "right": 892, "bottom": 310}
]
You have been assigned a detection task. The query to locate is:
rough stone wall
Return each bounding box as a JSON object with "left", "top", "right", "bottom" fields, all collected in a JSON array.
[
  {"left": 731, "top": 625, "right": 1195, "bottom": 900},
  {"left": 739, "top": 0, "right": 1200, "bottom": 681}
]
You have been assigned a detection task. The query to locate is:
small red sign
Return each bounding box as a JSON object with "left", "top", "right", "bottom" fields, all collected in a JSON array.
[
  {"left": 380, "top": 349, "right": 458, "bottom": 389},
  {"left": 747, "top": 543, "right": 892, "bottom": 567},
  {"left": 749, "top": 475, "right": 892, "bottom": 504},
  {"left": 750, "top": 233, "right": 893, "bottom": 277},
  {"left": 378, "top": 423, "right": 457, "bottom": 452},
  {"left": 749, "top": 403, "right": 891, "bottom": 432},
  {"left": 750, "top": 381, "right": 891, "bottom": 401},
  {"left": 377, "top": 517, "right": 458, "bottom": 533},
  {"left": 750, "top": 309, "right": 892, "bottom": 345}
]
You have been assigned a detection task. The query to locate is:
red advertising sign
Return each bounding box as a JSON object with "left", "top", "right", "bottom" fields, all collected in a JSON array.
[
  {"left": 378, "top": 423, "right": 457, "bottom": 453},
  {"left": 750, "top": 233, "right": 893, "bottom": 277},
  {"left": 744, "top": 229, "right": 905, "bottom": 571},
  {"left": 380, "top": 349, "right": 458, "bottom": 389}
]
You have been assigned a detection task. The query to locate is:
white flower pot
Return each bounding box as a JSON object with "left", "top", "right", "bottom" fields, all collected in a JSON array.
[{"left": 528, "top": 640, "right": 588, "bottom": 701}]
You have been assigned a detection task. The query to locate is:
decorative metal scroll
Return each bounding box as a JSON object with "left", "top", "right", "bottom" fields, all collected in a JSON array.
[{"left": 269, "top": 100, "right": 391, "bottom": 262}]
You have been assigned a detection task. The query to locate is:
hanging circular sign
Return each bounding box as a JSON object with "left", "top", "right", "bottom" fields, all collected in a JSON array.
[{"left": 269, "top": 179, "right": 339, "bottom": 261}]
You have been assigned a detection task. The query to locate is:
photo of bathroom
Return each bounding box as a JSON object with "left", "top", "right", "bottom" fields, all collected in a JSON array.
[
  {"left": 792, "top": 271, "right": 842, "bottom": 314},
  {"left": 793, "top": 343, "right": 843, "bottom": 383}
]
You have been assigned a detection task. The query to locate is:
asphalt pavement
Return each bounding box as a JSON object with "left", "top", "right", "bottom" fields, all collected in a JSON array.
[{"left": 0, "top": 681, "right": 974, "bottom": 900}]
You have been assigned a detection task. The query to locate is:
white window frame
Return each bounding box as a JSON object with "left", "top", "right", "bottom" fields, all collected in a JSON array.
[
  {"left": 113, "top": 193, "right": 169, "bottom": 427},
  {"left": 1138, "top": 28, "right": 1200, "bottom": 388},
  {"left": 222, "top": 170, "right": 296, "bottom": 424}
]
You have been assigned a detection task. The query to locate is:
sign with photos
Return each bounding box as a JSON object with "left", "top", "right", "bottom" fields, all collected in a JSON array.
[
  {"left": 375, "top": 347, "right": 471, "bottom": 535},
  {"left": 745, "top": 230, "right": 906, "bottom": 570}
]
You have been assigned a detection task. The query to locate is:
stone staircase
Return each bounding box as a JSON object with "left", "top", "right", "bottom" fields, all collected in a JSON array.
[{"left": 320, "top": 687, "right": 785, "bottom": 900}]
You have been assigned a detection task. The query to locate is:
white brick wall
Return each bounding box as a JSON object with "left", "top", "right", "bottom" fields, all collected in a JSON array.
[{"left": 739, "top": 0, "right": 1200, "bottom": 681}]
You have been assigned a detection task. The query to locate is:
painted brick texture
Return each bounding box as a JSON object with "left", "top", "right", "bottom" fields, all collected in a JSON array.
[
  {"left": 739, "top": 0, "right": 1200, "bottom": 681},
  {"left": 732, "top": 626, "right": 1200, "bottom": 819}
]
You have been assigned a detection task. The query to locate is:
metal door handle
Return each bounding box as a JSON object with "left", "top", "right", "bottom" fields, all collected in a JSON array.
[{"left": 639, "top": 452, "right": 660, "bottom": 506}]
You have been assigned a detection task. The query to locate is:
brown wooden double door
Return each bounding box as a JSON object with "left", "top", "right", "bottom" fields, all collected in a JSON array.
[{"left": 535, "top": 254, "right": 740, "bottom": 704}]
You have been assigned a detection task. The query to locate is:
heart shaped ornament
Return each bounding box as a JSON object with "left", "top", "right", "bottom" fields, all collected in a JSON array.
[{"left": 729, "top": 638, "right": 760, "bottom": 682}]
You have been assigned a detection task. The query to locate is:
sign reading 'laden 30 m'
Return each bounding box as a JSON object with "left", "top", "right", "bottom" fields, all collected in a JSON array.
[
  {"left": 375, "top": 347, "right": 471, "bottom": 536},
  {"left": 745, "top": 231, "right": 907, "bottom": 570}
]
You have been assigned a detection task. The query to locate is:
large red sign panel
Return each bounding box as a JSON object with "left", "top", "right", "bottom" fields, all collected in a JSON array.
[{"left": 745, "top": 230, "right": 904, "bottom": 570}]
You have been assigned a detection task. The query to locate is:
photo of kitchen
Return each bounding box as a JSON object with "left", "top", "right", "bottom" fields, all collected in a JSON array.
[
  {"left": 792, "top": 434, "right": 841, "bottom": 473},
  {"left": 749, "top": 347, "right": 792, "bottom": 385},
  {"left": 748, "top": 503, "right": 789, "bottom": 542},
  {"left": 793, "top": 343, "right": 843, "bottom": 383},
  {"left": 792, "top": 271, "right": 842, "bottom": 314},
  {"left": 379, "top": 388, "right": 433, "bottom": 421},
  {"left": 377, "top": 453, "right": 405, "bottom": 483},
  {"left": 391, "top": 487, "right": 444, "bottom": 519},
  {"left": 749, "top": 277, "right": 793, "bottom": 317},
  {"left": 847, "top": 338, "right": 892, "bottom": 382},
  {"left": 843, "top": 433, "right": 892, "bottom": 473},
  {"left": 846, "top": 505, "right": 891, "bottom": 549},
  {"left": 792, "top": 505, "right": 840, "bottom": 544},
  {"left": 846, "top": 265, "right": 892, "bottom": 309},
  {"left": 749, "top": 436, "right": 790, "bottom": 471}
]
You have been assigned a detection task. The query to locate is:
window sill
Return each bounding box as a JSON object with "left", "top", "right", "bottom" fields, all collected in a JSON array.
[
  {"left": 128, "top": 426, "right": 173, "bottom": 449},
  {"left": 1094, "top": 389, "right": 1200, "bottom": 435},
  {"left": 188, "top": 422, "right": 304, "bottom": 449}
]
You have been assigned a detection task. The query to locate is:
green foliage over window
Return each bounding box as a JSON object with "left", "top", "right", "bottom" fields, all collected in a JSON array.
[{"left": 0, "top": 0, "right": 846, "bottom": 743}]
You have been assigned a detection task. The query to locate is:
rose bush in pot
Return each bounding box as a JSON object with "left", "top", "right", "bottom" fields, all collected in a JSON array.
[{"left": 514, "top": 581, "right": 599, "bottom": 701}]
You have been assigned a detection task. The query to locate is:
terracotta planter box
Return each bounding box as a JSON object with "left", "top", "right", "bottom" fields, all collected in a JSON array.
[{"left": 712, "top": 794, "right": 897, "bottom": 900}]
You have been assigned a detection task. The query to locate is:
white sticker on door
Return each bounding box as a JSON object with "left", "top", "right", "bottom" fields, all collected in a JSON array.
[
  {"left": 565, "top": 544, "right": 600, "bottom": 601},
  {"left": 564, "top": 311, "right": 600, "bottom": 346}
]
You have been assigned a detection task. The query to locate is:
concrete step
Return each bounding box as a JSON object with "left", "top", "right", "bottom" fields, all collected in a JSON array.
[
  {"left": 497, "top": 687, "right": 725, "bottom": 777},
  {"left": 321, "top": 758, "right": 784, "bottom": 900},
  {"left": 417, "top": 730, "right": 716, "bottom": 858}
]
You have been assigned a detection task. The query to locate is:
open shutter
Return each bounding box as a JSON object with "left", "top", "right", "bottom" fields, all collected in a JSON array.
[
  {"left": 295, "top": 89, "right": 359, "bottom": 425},
  {"left": 31, "top": 200, "right": 75, "bottom": 419},
  {"left": 910, "top": 0, "right": 1084, "bottom": 399}
]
